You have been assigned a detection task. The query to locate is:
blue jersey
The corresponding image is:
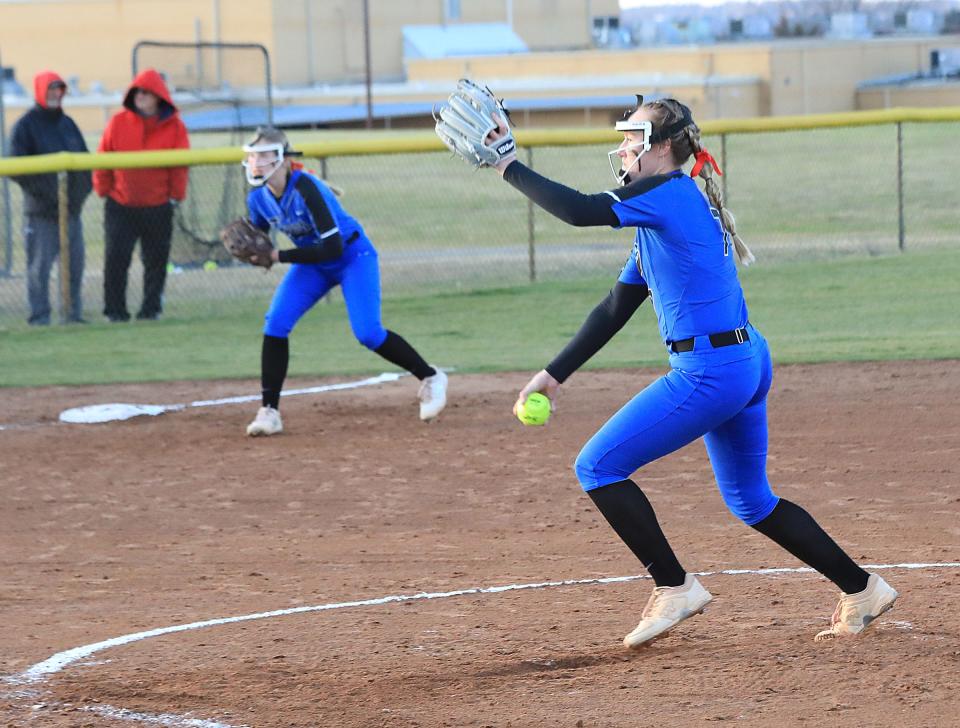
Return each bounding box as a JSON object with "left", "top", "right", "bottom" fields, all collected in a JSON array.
[
  {"left": 502, "top": 159, "right": 778, "bottom": 525},
  {"left": 246, "top": 169, "right": 366, "bottom": 251},
  {"left": 610, "top": 171, "right": 748, "bottom": 345},
  {"left": 253, "top": 169, "right": 385, "bottom": 346}
]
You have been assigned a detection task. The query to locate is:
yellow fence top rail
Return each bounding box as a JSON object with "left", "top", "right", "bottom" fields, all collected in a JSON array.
[{"left": 1, "top": 106, "right": 958, "bottom": 177}]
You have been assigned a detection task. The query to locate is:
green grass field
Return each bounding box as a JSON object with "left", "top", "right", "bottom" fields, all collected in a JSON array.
[
  {"left": 2, "top": 121, "right": 956, "bottom": 384},
  {"left": 2, "top": 245, "right": 957, "bottom": 388}
]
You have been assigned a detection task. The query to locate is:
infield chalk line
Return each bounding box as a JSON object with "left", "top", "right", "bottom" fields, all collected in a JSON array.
[
  {"left": 7, "top": 562, "right": 959, "bottom": 728},
  {"left": 9, "top": 561, "right": 959, "bottom": 685},
  {"left": 75, "top": 704, "right": 242, "bottom": 728},
  {"left": 56, "top": 371, "right": 409, "bottom": 424}
]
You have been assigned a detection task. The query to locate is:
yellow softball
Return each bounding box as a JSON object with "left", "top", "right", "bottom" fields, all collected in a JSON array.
[{"left": 517, "top": 392, "right": 551, "bottom": 426}]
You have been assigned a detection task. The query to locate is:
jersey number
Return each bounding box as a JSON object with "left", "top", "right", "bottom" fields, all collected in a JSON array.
[{"left": 709, "top": 207, "right": 731, "bottom": 258}]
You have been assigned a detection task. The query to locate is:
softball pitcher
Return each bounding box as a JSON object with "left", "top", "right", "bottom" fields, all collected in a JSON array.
[
  {"left": 239, "top": 127, "right": 447, "bottom": 436},
  {"left": 439, "top": 88, "right": 898, "bottom": 647}
]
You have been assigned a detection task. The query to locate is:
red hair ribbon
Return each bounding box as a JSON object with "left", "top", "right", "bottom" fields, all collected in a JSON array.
[
  {"left": 690, "top": 149, "right": 723, "bottom": 177},
  {"left": 291, "top": 161, "right": 324, "bottom": 177}
]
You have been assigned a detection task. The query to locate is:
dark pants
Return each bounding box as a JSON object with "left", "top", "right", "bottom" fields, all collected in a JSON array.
[
  {"left": 103, "top": 198, "right": 173, "bottom": 320},
  {"left": 24, "top": 213, "right": 84, "bottom": 325}
]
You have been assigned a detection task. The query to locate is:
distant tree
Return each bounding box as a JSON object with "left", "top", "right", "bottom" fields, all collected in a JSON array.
[
  {"left": 774, "top": 15, "right": 791, "bottom": 37},
  {"left": 944, "top": 10, "right": 960, "bottom": 35},
  {"left": 774, "top": 14, "right": 820, "bottom": 38}
]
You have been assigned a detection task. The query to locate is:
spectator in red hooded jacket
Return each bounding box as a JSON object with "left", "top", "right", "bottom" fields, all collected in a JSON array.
[
  {"left": 9, "top": 71, "right": 92, "bottom": 325},
  {"left": 94, "top": 68, "right": 189, "bottom": 321}
]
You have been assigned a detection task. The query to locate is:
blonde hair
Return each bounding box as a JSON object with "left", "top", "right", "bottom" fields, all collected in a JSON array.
[
  {"left": 243, "top": 126, "right": 348, "bottom": 196},
  {"left": 246, "top": 125, "right": 292, "bottom": 150},
  {"left": 645, "top": 99, "right": 755, "bottom": 266}
]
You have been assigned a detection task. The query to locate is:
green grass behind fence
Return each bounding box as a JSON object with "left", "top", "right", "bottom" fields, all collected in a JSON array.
[
  {"left": 1, "top": 245, "right": 957, "bottom": 388},
  {"left": 3, "top": 122, "right": 957, "bottom": 271}
]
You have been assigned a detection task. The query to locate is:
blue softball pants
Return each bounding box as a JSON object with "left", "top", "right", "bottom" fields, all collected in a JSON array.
[
  {"left": 574, "top": 324, "right": 779, "bottom": 525},
  {"left": 263, "top": 237, "right": 388, "bottom": 350}
]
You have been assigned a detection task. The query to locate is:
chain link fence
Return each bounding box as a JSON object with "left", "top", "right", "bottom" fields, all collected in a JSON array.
[{"left": 0, "top": 115, "right": 957, "bottom": 327}]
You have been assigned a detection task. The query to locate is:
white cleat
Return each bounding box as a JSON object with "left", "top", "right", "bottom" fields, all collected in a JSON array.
[
  {"left": 246, "top": 406, "right": 283, "bottom": 436},
  {"left": 418, "top": 368, "right": 448, "bottom": 421},
  {"left": 623, "top": 574, "right": 712, "bottom": 649},
  {"left": 814, "top": 573, "right": 898, "bottom": 642}
]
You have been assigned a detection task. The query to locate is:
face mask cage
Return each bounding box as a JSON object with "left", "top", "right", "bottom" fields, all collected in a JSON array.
[
  {"left": 608, "top": 119, "right": 652, "bottom": 185},
  {"left": 242, "top": 142, "right": 286, "bottom": 186}
]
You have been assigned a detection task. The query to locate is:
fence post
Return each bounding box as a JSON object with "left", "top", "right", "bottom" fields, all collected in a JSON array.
[
  {"left": 896, "top": 121, "right": 905, "bottom": 252},
  {"left": 321, "top": 158, "right": 331, "bottom": 304},
  {"left": 57, "top": 171, "right": 71, "bottom": 323},
  {"left": 319, "top": 156, "right": 335, "bottom": 304},
  {"left": 0, "top": 47, "right": 13, "bottom": 277},
  {"left": 526, "top": 146, "right": 535, "bottom": 282},
  {"left": 720, "top": 133, "right": 728, "bottom": 204},
  {"left": 0, "top": 178, "right": 9, "bottom": 277}
]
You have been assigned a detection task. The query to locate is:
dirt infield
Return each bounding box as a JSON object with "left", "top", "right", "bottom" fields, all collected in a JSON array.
[{"left": 2, "top": 360, "right": 959, "bottom": 727}]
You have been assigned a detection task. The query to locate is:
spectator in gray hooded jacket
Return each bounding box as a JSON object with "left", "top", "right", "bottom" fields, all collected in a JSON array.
[{"left": 8, "top": 70, "right": 92, "bottom": 325}]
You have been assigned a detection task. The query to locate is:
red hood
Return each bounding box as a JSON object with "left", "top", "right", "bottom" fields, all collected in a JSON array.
[
  {"left": 123, "top": 68, "right": 177, "bottom": 116},
  {"left": 33, "top": 70, "right": 66, "bottom": 108}
]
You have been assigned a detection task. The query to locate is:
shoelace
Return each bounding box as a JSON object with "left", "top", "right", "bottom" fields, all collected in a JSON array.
[
  {"left": 641, "top": 586, "right": 672, "bottom": 619},
  {"left": 830, "top": 602, "right": 844, "bottom": 627},
  {"left": 418, "top": 380, "right": 432, "bottom": 402}
]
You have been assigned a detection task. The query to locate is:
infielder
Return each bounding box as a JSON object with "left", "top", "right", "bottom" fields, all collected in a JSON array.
[
  {"left": 234, "top": 127, "right": 447, "bottom": 436},
  {"left": 436, "top": 84, "right": 897, "bottom": 646}
]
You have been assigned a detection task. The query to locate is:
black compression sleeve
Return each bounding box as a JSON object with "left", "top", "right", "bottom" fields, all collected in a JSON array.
[
  {"left": 545, "top": 281, "right": 648, "bottom": 383},
  {"left": 374, "top": 331, "right": 436, "bottom": 380},
  {"left": 261, "top": 334, "right": 289, "bottom": 409},
  {"left": 502, "top": 160, "right": 620, "bottom": 227},
  {"left": 277, "top": 176, "right": 344, "bottom": 264},
  {"left": 751, "top": 499, "right": 869, "bottom": 595},
  {"left": 588, "top": 479, "right": 686, "bottom": 587}
]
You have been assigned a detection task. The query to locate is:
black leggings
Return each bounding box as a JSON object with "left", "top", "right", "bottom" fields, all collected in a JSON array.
[
  {"left": 259, "top": 331, "right": 435, "bottom": 409},
  {"left": 102, "top": 199, "right": 173, "bottom": 319}
]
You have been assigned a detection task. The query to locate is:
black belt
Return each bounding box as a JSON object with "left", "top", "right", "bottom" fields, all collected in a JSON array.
[{"left": 670, "top": 327, "right": 750, "bottom": 353}]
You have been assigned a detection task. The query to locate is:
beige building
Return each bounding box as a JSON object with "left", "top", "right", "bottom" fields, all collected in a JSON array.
[
  {"left": 0, "top": 0, "right": 620, "bottom": 92},
  {"left": 406, "top": 35, "right": 960, "bottom": 117},
  {"left": 856, "top": 79, "right": 960, "bottom": 110},
  {"left": 0, "top": 0, "right": 957, "bottom": 136}
]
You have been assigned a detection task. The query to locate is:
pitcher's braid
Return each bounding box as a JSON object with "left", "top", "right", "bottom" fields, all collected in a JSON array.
[
  {"left": 682, "top": 126, "right": 754, "bottom": 265},
  {"left": 647, "top": 99, "right": 755, "bottom": 266}
]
